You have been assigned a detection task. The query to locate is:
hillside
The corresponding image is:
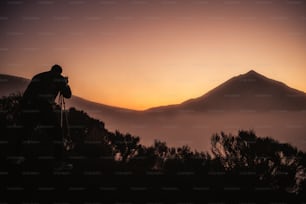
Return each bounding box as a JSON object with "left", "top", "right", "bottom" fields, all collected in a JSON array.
[
  {"left": 0, "top": 74, "right": 29, "bottom": 96},
  {"left": 0, "top": 74, "right": 138, "bottom": 119},
  {"left": 0, "top": 94, "right": 305, "bottom": 202}
]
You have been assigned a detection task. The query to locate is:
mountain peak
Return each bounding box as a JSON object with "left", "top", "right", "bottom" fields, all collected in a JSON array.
[
  {"left": 239, "top": 70, "right": 268, "bottom": 80},
  {"left": 245, "top": 69, "right": 261, "bottom": 76},
  {"left": 247, "top": 69, "right": 257, "bottom": 74}
]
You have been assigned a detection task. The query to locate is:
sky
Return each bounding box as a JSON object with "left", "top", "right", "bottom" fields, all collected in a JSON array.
[{"left": 0, "top": 0, "right": 305, "bottom": 110}]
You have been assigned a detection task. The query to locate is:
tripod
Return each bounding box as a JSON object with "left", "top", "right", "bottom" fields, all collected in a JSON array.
[{"left": 58, "top": 94, "right": 74, "bottom": 151}]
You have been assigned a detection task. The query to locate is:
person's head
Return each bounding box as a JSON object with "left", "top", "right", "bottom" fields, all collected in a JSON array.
[{"left": 50, "top": 64, "right": 63, "bottom": 75}]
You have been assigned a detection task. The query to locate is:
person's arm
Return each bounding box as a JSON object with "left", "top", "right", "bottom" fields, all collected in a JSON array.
[
  {"left": 61, "top": 84, "right": 72, "bottom": 98},
  {"left": 58, "top": 76, "right": 72, "bottom": 98}
]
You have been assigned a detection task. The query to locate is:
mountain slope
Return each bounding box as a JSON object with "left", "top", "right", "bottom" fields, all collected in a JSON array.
[
  {"left": 147, "top": 70, "right": 306, "bottom": 112},
  {"left": 0, "top": 74, "right": 137, "bottom": 119},
  {"left": 0, "top": 74, "right": 29, "bottom": 96}
]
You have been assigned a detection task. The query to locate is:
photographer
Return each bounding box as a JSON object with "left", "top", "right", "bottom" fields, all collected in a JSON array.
[
  {"left": 22, "top": 64, "right": 71, "bottom": 103},
  {"left": 19, "top": 64, "right": 72, "bottom": 170}
]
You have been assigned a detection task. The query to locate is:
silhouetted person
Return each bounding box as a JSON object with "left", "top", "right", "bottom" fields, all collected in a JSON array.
[{"left": 19, "top": 64, "right": 72, "bottom": 170}]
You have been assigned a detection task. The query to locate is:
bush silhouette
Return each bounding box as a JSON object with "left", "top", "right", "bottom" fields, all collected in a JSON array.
[{"left": 211, "top": 130, "right": 306, "bottom": 193}]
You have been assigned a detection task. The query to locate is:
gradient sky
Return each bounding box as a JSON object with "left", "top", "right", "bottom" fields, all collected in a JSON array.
[{"left": 0, "top": 0, "right": 305, "bottom": 110}]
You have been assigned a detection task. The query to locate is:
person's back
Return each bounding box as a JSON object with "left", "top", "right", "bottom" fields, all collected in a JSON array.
[{"left": 23, "top": 65, "right": 71, "bottom": 105}]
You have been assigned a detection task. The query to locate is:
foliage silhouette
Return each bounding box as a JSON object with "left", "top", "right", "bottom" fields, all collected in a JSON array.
[
  {"left": 0, "top": 94, "right": 305, "bottom": 202},
  {"left": 211, "top": 130, "right": 306, "bottom": 193}
]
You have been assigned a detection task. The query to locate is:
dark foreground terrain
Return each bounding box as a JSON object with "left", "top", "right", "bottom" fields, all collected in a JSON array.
[
  {"left": 1, "top": 161, "right": 305, "bottom": 203},
  {"left": 1, "top": 94, "right": 305, "bottom": 203}
]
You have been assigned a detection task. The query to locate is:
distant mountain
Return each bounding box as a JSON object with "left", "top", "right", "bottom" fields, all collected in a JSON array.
[
  {"left": 147, "top": 70, "right": 306, "bottom": 113},
  {"left": 0, "top": 74, "right": 29, "bottom": 96},
  {"left": 0, "top": 74, "right": 137, "bottom": 120}
]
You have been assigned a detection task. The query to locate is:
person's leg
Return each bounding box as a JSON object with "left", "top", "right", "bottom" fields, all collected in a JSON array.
[
  {"left": 39, "top": 103, "right": 72, "bottom": 170},
  {"left": 40, "top": 104, "right": 62, "bottom": 159},
  {"left": 17, "top": 102, "right": 39, "bottom": 164}
]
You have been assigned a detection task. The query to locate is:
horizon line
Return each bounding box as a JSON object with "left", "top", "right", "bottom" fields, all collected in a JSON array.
[{"left": 1, "top": 70, "right": 306, "bottom": 111}]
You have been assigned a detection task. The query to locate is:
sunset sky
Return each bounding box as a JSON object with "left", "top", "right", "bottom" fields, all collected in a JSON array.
[{"left": 0, "top": 0, "right": 305, "bottom": 110}]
